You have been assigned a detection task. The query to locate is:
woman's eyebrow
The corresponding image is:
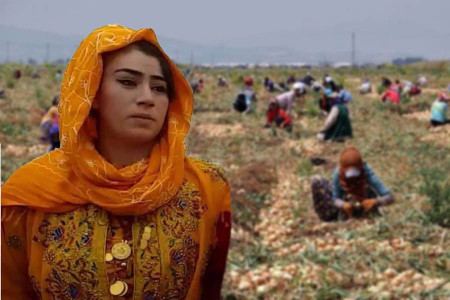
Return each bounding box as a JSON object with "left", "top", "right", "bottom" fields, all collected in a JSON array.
[
  {"left": 114, "top": 68, "right": 166, "bottom": 82},
  {"left": 149, "top": 75, "right": 167, "bottom": 82},
  {"left": 115, "top": 68, "right": 142, "bottom": 77}
]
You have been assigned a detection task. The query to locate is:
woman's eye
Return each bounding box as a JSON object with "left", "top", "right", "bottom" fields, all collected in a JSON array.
[
  {"left": 152, "top": 85, "right": 167, "bottom": 94},
  {"left": 118, "top": 79, "right": 136, "bottom": 87}
]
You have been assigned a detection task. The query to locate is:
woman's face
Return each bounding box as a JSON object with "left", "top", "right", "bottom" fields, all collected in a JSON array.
[{"left": 94, "top": 47, "right": 170, "bottom": 145}]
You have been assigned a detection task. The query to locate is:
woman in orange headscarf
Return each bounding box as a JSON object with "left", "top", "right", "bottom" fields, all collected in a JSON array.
[
  {"left": 311, "top": 146, "right": 394, "bottom": 221},
  {"left": 2, "top": 25, "right": 231, "bottom": 300}
]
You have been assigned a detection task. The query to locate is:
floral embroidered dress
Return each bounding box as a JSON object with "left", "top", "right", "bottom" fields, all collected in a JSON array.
[{"left": 1, "top": 25, "right": 231, "bottom": 300}]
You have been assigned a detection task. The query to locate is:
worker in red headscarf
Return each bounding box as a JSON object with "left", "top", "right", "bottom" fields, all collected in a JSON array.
[
  {"left": 311, "top": 146, "right": 394, "bottom": 221},
  {"left": 242, "top": 76, "right": 257, "bottom": 102}
]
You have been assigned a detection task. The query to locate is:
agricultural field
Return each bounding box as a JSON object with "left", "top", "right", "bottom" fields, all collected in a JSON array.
[{"left": 1, "top": 62, "right": 450, "bottom": 299}]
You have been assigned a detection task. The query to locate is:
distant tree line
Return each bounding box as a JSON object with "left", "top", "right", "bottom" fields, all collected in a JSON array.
[{"left": 392, "top": 57, "right": 425, "bottom": 66}]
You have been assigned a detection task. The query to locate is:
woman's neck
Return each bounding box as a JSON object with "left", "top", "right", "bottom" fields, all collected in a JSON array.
[{"left": 95, "top": 135, "right": 153, "bottom": 168}]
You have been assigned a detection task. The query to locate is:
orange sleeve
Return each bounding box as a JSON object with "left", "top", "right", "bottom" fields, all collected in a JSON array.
[{"left": 1, "top": 207, "right": 36, "bottom": 299}]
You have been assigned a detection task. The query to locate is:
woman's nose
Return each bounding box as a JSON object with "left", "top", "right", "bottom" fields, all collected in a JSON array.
[{"left": 136, "top": 85, "right": 155, "bottom": 106}]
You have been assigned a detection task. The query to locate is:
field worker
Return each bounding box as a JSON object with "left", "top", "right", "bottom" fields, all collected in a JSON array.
[
  {"left": 319, "top": 89, "right": 333, "bottom": 115},
  {"left": 264, "top": 77, "right": 276, "bottom": 92},
  {"left": 2, "top": 25, "right": 232, "bottom": 300},
  {"left": 323, "top": 73, "right": 337, "bottom": 92},
  {"left": 274, "top": 82, "right": 306, "bottom": 115},
  {"left": 381, "top": 78, "right": 401, "bottom": 104},
  {"left": 311, "top": 146, "right": 394, "bottom": 221},
  {"left": 312, "top": 80, "right": 323, "bottom": 92},
  {"left": 190, "top": 80, "right": 200, "bottom": 93},
  {"left": 286, "top": 75, "right": 296, "bottom": 85},
  {"left": 47, "top": 114, "right": 60, "bottom": 151},
  {"left": 381, "top": 89, "right": 400, "bottom": 104},
  {"left": 279, "top": 81, "right": 290, "bottom": 92},
  {"left": 407, "top": 84, "right": 421, "bottom": 96},
  {"left": 430, "top": 92, "right": 449, "bottom": 127},
  {"left": 243, "top": 76, "right": 257, "bottom": 102},
  {"left": 264, "top": 100, "right": 292, "bottom": 132},
  {"left": 417, "top": 75, "right": 427, "bottom": 87},
  {"left": 381, "top": 77, "right": 392, "bottom": 88},
  {"left": 359, "top": 78, "right": 372, "bottom": 94},
  {"left": 0, "top": 86, "right": 5, "bottom": 99},
  {"left": 244, "top": 76, "right": 254, "bottom": 90},
  {"left": 319, "top": 89, "right": 347, "bottom": 115},
  {"left": 55, "top": 69, "right": 63, "bottom": 81},
  {"left": 336, "top": 84, "right": 353, "bottom": 103},
  {"left": 40, "top": 95, "right": 59, "bottom": 144},
  {"left": 190, "top": 78, "right": 204, "bottom": 93},
  {"left": 217, "top": 76, "right": 228, "bottom": 87},
  {"left": 399, "top": 80, "right": 412, "bottom": 96},
  {"left": 300, "top": 72, "right": 315, "bottom": 86},
  {"left": 317, "top": 92, "right": 353, "bottom": 142},
  {"left": 233, "top": 90, "right": 252, "bottom": 114},
  {"left": 13, "top": 69, "right": 22, "bottom": 79},
  {"left": 392, "top": 79, "right": 403, "bottom": 96}
]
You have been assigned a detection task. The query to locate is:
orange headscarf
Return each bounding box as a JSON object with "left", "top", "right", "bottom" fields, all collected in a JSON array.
[
  {"left": 338, "top": 146, "right": 367, "bottom": 202},
  {"left": 2, "top": 25, "right": 193, "bottom": 216}
]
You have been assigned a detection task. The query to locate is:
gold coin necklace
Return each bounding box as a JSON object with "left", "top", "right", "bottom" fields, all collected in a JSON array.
[{"left": 111, "top": 240, "right": 132, "bottom": 260}]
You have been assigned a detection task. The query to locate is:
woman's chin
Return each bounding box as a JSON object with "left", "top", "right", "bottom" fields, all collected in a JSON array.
[{"left": 120, "top": 129, "right": 159, "bottom": 145}]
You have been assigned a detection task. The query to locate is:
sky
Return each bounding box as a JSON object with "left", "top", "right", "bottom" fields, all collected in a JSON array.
[{"left": 1, "top": 0, "right": 449, "bottom": 63}]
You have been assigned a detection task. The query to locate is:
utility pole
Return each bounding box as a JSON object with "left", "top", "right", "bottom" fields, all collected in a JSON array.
[
  {"left": 351, "top": 32, "right": 356, "bottom": 66},
  {"left": 45, "top": 42, "right": 50, "bottom": 63},
  {"left": 6, "top": 41, "right": 10, "bottom": 63}
]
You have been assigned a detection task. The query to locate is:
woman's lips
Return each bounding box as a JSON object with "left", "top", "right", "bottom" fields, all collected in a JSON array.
[{"left": 130, "top": 113, "right": 154, "bottom": 120}]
